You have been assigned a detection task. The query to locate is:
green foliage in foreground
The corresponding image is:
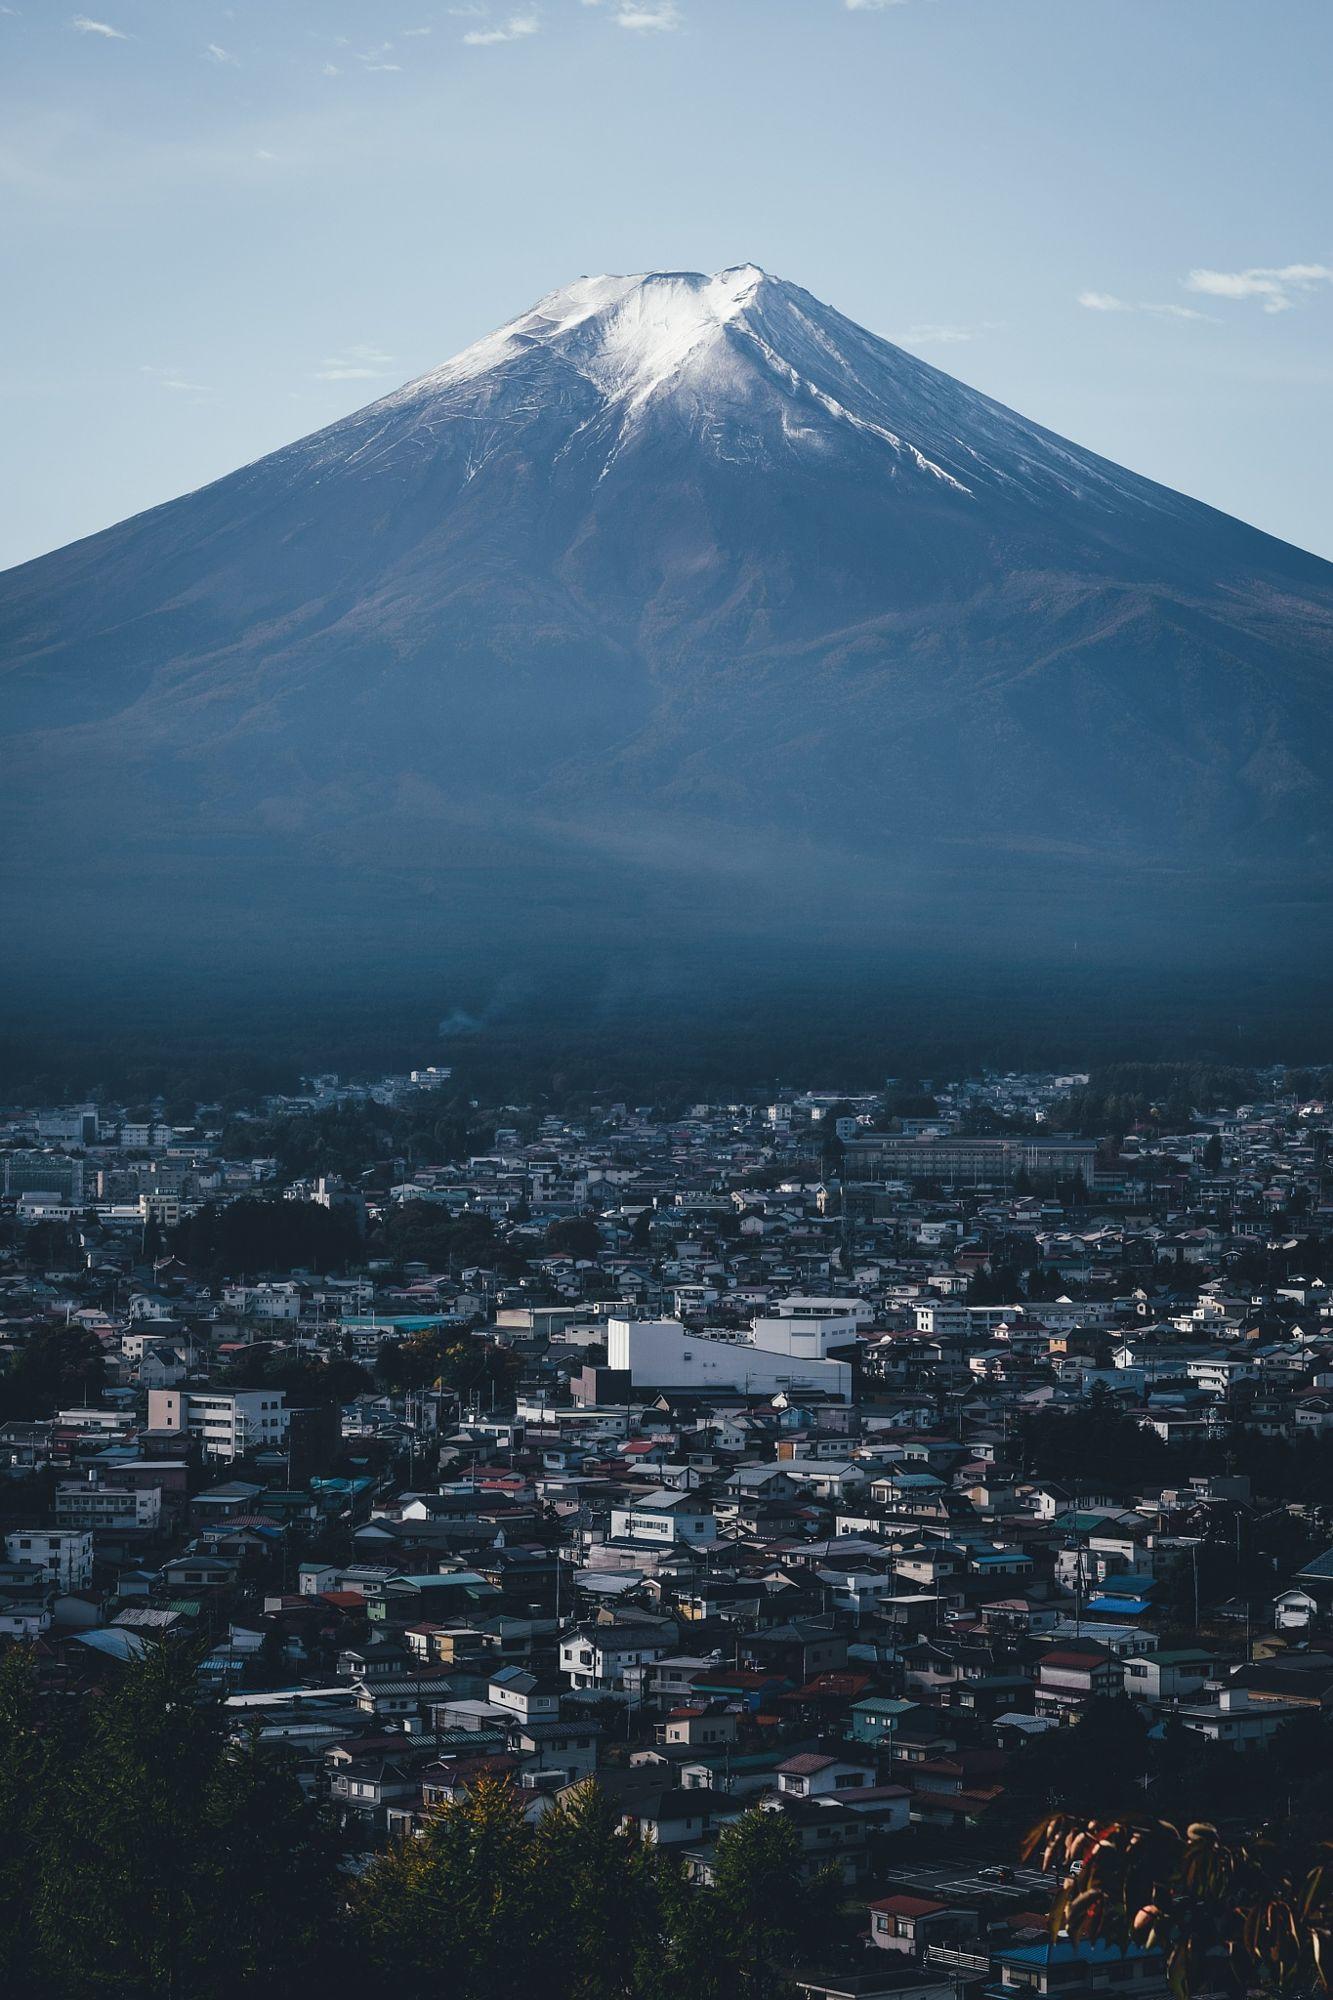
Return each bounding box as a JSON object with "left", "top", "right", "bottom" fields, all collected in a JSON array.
[
  {"left": 2, "top": 1644, "right": 341, "bottom": 1999},
  {"left": 355, "top": 1775, "right": 838, "bottom": 2000},
  {"left": 0, "top": 1644, "right": 838, "bottom": 2000}
]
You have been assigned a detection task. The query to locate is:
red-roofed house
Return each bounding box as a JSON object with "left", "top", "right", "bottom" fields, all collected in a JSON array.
[
  {"left": 1035, "top": 1642, "right": 1120, "bottom": 1719},
  {"left": 868, "top": 1893, "right": 971, "bottom": 1955}
]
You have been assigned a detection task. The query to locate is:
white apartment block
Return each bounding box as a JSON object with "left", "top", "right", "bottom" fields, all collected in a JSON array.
[
  {"left": 147, "top": 1388, "right": 288, "bottom": 1462},
  {"left": 6, "top": 1527, "right": 94, "bottom": 1590},
  {"left": 609, "top": 1491, "right": 718, "bottom": 1545},
  {"left": 221, "top": 1283, "right": 302, "bottom": 1321},
  {"left": 54, "top": 1481, "right": 162, "bottom": 1532}
]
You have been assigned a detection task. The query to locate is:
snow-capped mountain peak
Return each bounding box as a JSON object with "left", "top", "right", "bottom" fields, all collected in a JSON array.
[
  {"left": 362, "top": 264, "right": 1196, "bottom": 512},
  {"left": 419, "top": 263, "right": 771, "bottom": 405}
]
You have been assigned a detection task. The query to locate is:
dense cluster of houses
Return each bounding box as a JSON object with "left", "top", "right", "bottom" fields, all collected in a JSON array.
[{"left": 2, "top": 1065, "right": 1332, "bottom": 2000}]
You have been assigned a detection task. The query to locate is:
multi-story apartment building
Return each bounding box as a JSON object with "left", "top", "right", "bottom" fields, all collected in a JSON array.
[
  {"left": 53, "top": 1479, "right": 163, "bottom": 1533},
  {"left": 146, "top": 1388, "right": 288, "bottom": 1463},
  {"left": 4, "top": 1527, "right": 94, "bottom": 1590}
]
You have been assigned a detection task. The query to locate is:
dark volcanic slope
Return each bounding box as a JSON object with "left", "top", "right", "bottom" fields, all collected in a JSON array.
[{"left": 3, "top": 264, "right": 1332, "bottom": 976}]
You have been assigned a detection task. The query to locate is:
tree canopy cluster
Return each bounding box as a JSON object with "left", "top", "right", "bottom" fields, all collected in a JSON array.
[
  {"left": 358, "top": 1774, "right": 838, "bottom": 2000},
  {"left": 0, "top": 1644, "right": 341, "bottom": 2000},
  {"left": 1050, "top": 1063, "right": 1260, "bottom": 1138},
  {"left": 1019, "top": 1384, "right": 1333, "bottom": 1514},
  {"left": 169, "top": 1197, "right": 361, "bottom": 1276},
  {"left": 221, "top": 1095, "right": 500, "bottom": 1183},
  {"left": 0, "top": 1644, "right": 839, "bottom": 2000},
  {"left": 0, "top": 1320, "right": 107, "bottom": 1422}
]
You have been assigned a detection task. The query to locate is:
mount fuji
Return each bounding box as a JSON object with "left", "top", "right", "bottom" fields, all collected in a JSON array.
[{"left": 4, "top": 264, "right": 1333, "bottom": 992}]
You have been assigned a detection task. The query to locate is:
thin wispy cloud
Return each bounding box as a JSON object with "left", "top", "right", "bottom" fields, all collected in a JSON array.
[
  {"left": 315, "top": 344, "right": 397, "bottom": 382},
  {"left": 353, "top": 42, "right": 402, "bottom": 69},
  {"left": 71, "top": 15, "right": 126, "bottom": 37},
  {"left": 463, "top": 11, "right": 539, "bottom": 42},
  {"left": 584, "top": 0, "right": 682, "bottom": 28},
  {"left": 1078, "top": 290, "right": 1206, "bottom": 322},
  {"left": 204, "top": 43, "right": 238, "bottom": 66},
  {"left": 845, "top": 0, "right": 910, "bottom": 11},
  {"left": 1185, "top": 263, "right": 1333, "bottom": 315},
  {"left": 141, "top": 365, "right": 213, "bottom": 398},
  {"left": 902, "top": 323, "right": 980, "bottom": 345},
  {"left": 614, "top": 3, "right": 682, "bottom": 28}
]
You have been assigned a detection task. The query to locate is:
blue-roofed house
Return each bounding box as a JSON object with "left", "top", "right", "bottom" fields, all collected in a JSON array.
[
  {"left": 1296, "top": 1547, "right": 1333, "bottom": 1603},
  {"left": 991, "top": 1937, "right": 1168, "bottom": 2000}
]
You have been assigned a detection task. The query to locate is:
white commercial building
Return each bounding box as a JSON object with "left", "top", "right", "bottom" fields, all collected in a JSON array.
[
  {"left": 606, "top": 1318, "right": 851, "bottom": 1401},
  {"left": 749, "top": 1303, "right": 865, "bottom": 1357}
]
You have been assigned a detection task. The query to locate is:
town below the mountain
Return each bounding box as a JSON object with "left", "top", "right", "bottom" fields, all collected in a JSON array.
[{"left": 4, "top": 1058, "right": 1333, "bottom": 1999}]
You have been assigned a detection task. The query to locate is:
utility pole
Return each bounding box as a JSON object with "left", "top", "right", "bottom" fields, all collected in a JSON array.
[{"left": 1191, "top": 1542, "right": 1200, "bottom": 1633}]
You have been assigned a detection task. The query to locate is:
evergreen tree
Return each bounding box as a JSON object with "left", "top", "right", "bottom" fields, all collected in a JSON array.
[
  {"left": 356, "top": 1777, "right": 536, "bottom": 2000},
  {"left": 35, "top": 1643, "right": 221, "bottom": 2000},
  {"left": 0, "top": 1648, "right": 45, "bottom": 1993},
  {"left": 529, "top": 1783, "right": 660, "bottom": 2000},
  {"left": 188, "top": 1732, "right": 346, "bottom": 1999},
  {"left": 704, "top": 1808, "right": 840, "bottom": 2000}
]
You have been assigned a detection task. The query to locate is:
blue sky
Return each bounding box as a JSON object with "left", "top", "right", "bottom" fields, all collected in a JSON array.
[{"left": 3, "top": 0, "right": 1332, "bottom": 568}]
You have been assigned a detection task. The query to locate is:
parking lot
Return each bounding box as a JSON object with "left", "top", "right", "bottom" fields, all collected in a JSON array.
[{"left": 879, "top": 1861, "right": 1056, "bottom": 1905}]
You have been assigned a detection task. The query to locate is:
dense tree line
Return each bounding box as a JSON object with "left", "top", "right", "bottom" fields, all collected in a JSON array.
[
  {"left": 220, "top": 1096, "right": 501, "bottom": 1183},
  {"left": 169, "top": 1197, "right": 361, "bottom": 1275},
  {"left": 382, "top": 1202, "right": 529, "bottom": 1276},
  {"left": 373, "top": 1326, "right": 520, "bottom": 1398},
  {"left": 1050, "top": 1062, "right": 1260, "bottom": 1138},
  {"left": 357, "top": 1776, "right": 838, "bottom": 2000},
  {"left": 0, "top": 1644, "right": 839, "bottom": 2000},
  {"left": 998, "top": 1691, "right": 1333, "bottom": 1853},
  {"left": 1019, "top": 1384, "right": 1333, "bottom": 1515},
  {"left": 218, "top": 1342, "right": 375, "bottom": 1407},
  {"left": 1016, "top": 1386, "right": 1172, "bottom": 1487},
  {"left": 0, "top": 1321, "right": 106, "bottom": 1422}
]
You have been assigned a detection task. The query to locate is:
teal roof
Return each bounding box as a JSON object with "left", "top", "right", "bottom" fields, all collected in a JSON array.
[
  {"left": 344, "top": 1314, "right": 452, "bottom": 1332},
  {"left": 387, "top": 1571, "right": 487, "bottom": 1589}
]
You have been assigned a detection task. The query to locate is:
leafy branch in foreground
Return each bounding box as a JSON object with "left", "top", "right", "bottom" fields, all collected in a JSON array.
[{"left": 1024, "top": 1813, "right": 1333, "bottom": 1999}]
